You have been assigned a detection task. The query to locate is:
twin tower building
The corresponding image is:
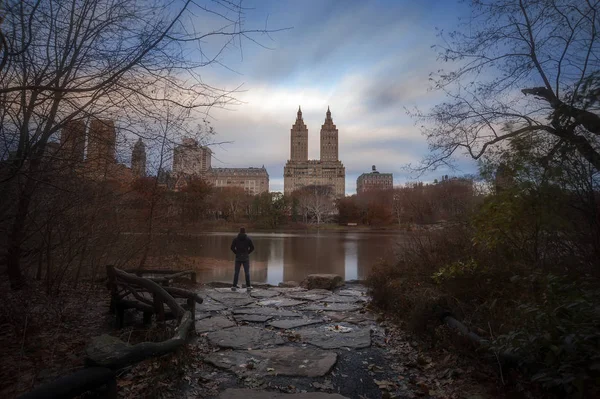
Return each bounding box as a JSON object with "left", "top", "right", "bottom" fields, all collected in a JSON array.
[{"left": 283, "top": 107, "right": 345, "bottom": 196}]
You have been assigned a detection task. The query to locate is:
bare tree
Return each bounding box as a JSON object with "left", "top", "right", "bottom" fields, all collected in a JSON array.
[
  {"left": 296, "top": 185, "right": 336, "bottom": 225},
  {"left": 0, "top": 0, "right": 284, "bottom": 288},
  {"left": 413, "top": 0, "right": 600, "bottom": 172}
]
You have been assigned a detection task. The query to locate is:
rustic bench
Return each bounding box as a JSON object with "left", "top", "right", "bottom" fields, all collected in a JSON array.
[
  {"left": 123, "top": 268, "right": 197, "bottom": 286},
  {"left": 106, "top": 265, "right": 202, "bottom": 328}
]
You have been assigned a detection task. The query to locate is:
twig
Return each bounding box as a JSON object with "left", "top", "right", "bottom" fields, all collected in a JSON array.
[{"left": 488, "top": 322, "right": 505, "bottom": 386}]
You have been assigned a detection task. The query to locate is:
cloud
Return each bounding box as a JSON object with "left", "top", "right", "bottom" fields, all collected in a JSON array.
[{"left": 177, "top": 0, "right": 479, "bottom": 195}]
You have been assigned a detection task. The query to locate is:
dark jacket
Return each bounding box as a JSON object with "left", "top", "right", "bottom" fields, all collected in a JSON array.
[{"left": 231, "top": 233, "right": 255, "bottom": 261}]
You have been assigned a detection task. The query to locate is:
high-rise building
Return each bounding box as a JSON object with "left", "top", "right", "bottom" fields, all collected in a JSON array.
[
  {"left": 290, "top": 107, "right": 308, "bottom": 162},
  {"left": 356, "top": 165, "right": 393, "bottom": 195},
  {"left": 172, "top": 138, "right": 212, "bottom": 176},
  {"left": 87, "top": 119, "right": 116, "bottom": 172},
  {"left": 320, "top": 107, "right": 338, "bottom": 162},
  {"left": 60, "top": 120, "right": 86, "bottom": 164},
  {"left": 284, "top": 107, "right": 345, "bottom": 196},
  {"left": 131, "top": 138, "right": 146, "bottom": 178}
]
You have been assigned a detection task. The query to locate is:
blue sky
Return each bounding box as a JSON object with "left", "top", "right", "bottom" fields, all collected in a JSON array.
[{"left": 193, "top": 0, "right": 477, "bottom": 194}]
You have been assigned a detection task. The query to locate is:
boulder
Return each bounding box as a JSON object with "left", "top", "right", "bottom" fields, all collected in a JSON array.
[{"left": 300, "top": 274, "right": 344, "bottom": 291}]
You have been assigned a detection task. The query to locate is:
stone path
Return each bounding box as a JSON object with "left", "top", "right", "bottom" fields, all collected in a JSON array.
[{"left": 191, "top": 283, "right": 397, "bottom": 399}]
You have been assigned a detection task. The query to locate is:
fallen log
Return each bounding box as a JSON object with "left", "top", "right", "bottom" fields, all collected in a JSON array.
[
  {"left": 163, "top": 286, "right": 203, "bottom": 304},
  {"left": 440, "top": 312, "right": 520, "bottom": 368},
  {"left": 18, "top": 367, "right": 116, "bottom": 399},
  {"left": 85, "top": 311, "right": 193, "bottom": 370}
]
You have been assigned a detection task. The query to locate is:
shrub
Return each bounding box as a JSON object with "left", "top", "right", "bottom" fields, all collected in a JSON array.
[{"left": 492, "top": 274, "right": 600, "bottom": 397}]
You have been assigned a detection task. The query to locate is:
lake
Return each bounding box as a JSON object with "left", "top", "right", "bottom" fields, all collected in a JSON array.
[{"left": 157, "top": 231, "right": 407, "bottom": 285}]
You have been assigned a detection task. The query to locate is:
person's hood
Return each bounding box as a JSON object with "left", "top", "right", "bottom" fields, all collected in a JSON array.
[{"left": 237, "top": 233, "right": 248, "bottom": 240}]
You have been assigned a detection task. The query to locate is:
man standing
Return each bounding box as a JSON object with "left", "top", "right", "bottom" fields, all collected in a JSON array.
[{"left": 230, "top": 227, "right": 254, "bottom": 292}]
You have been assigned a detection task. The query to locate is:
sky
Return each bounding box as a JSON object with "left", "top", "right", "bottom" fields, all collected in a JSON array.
[{"left": 192, "top": 0, "right": 478, "bottom": 194}]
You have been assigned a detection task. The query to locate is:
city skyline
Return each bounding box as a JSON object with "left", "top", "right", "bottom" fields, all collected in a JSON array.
[{"left": 194, "top": 0, "right": 478, "bottom": 194}]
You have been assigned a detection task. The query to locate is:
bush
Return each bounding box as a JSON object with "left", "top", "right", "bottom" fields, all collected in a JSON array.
[
  {"left": 492, "top": 274, "right": 600, "bottom": 396},
  {"left": 367, "top": 221, "right": 600, "bottom": 396}
]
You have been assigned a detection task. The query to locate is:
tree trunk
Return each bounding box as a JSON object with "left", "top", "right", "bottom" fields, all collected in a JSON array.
[
  {"left": 6, "top": 182, "right": 32, "bottom": 289},
  {"left": 6, "top": 157, "right": 42, "bottom": 289}
]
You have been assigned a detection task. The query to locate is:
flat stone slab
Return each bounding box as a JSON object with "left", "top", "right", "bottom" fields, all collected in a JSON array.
[
  {"left": 195, "top": 316, "right": 236, "bottom": 333},
  {"left": 218, "top": 297, "right": 257, "bottom": 307},
  {"left": 250, "top": 290, "right": 281, "bottom": 299},
  {"left": 205, "top": 347, "right": 337, "bottom": 378},
  {"left": 306, "top": 289, "right": 335, "bottom": 295},
  {"left": 207, "top": 292, "right": 256, "bottom": 307},
  {"left": 208, "top": 291, "right": 252, "bottom": 300},
  {"left": 233, "top": 307, "right": 302, "bottom": 318},
  {"left": 234, "top": 314, "right": 273, "bottom": 323},
  {"left": 208, "top": 281, "right": 238, "bottom": 288},
  {"left": 258, "top": 298, "right": 306, "bottom": 307},
  {"left": 207, "top": 326, "right": 285, "bottom": 349},
  {"left": 213, "top": 288, "right": 250, "bottom": 293},
  {"left": 298, "top": 324, "right": 371, "bottom": 349},
  {"left": 218, "top": 389, "right": 348, "bottom": 399},
  {"left": 272, "top": 287, "right": 307, "bottom": 293},
  {"left": 285, "top": 292, "right": 330, "bottom": 302},
  {"left": 302, "top": 303, "right": 363, "bottom": 312},
  {"left": 324, "top": 312, "right": 375, "bottom": 324},
  {"left": 268, "top": 319, "right": 323, "bottom": 330},
  {"left": 338, "top": 287, "right": 369, "bottom": 296},
  {"left": 195, "top": 312, "right": 212, "bottom": 321},
  {"left": 196, "top": 300, "right": 228, "bottom": 312},
  {"left": 319, "top": 295, "right": 361, "bottom": 304}
]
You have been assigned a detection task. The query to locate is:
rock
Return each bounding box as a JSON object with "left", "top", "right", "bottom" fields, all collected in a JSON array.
[
  {"left": 196, "top": 301, "right": 228, "bottom": 312},
  {"left": 257, "top": 298, "right": 306, "bottom": 307},
  {"left": 278, "top": 281, "right": 300, "bottom": 288},
  {"left": 207, "top": 292, "right": 256, "bottom": 307},
  {"left": 195, "top": 316, "right": 236, "bottom": 333},
  {"left": 302, "top": 303, "right": 363, "bottom": 312},
  {"left": 285, "top": 291, "right": 330, "bottom": 302},
  {"left": 324, "top": 312, "right": 375, "bottom": 324},
  {"left": 337, "top": 286, "right": 369, "bottom": 296},
  {"left": 305, "top": 289, "right": 334, "bottom": 295},
  {"left": 207, "top": 326, "right": 285, "bottom": 349},
  {"left": 300, "top": 274, "right": 344, "bottom": 291},
  {"left": 219, "top": 297, "right": 257, "bottom": 307},
  {"left": 312, "top": 380, "right": 334, "bottom": 391},
  {"left": 195, "top": 312, "right": 212, "bottom": 321},
  {"left": 268, "top": 319, "right": 323, "bottom": 329},
  {"left": 218, "top": 389, "right": 348, "bottom": 399},
  {"left": 298, "top": 324, "right": 371, "bottom": 349},
  {"left": 272, "top": 287, "right": 307, "bottom": 293},
  {"left": 250, "top": 290, "right": 281, "bottom": 299},
  {"left": 195, "top": 293, "right": 229, "bottom": 311},
  {"left": 207, "top": 281, "right": 236, "bottom": 288},
  {"left": 234, "top": 314, "right": 274, "bottom": 323},
  {"left": 320, "top": 295, "right": 361, "bottom": 304},
  {"left": 205, "top": 347, "right": 338, "bottom": 378},
  {"left": 233, "top": 307, "right": 302, "bottom": 318}
]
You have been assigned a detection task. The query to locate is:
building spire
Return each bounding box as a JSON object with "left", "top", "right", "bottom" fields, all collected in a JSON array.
[
  {"left": 297, "top": 106, "right": 302, "bottom": 119},
  {"left": 325, "top": 106, "right": 332, "bottom": 123}
]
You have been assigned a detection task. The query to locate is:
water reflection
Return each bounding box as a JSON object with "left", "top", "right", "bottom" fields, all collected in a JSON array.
[{"left": 157, "top": 231, "right": 403, "bottom": 285}]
